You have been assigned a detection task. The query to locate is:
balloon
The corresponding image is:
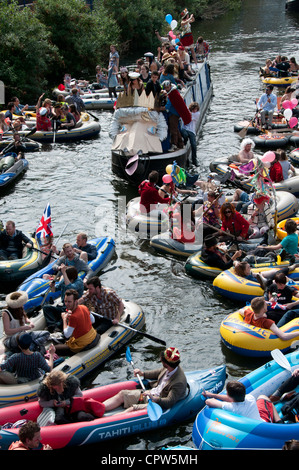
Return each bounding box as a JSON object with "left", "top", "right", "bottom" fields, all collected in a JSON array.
[
  {"left": 175, "top": 38, "right": 180, "bottom": 44},
  {"left": 291, "top": 98, "right": 298, "bottom": 108},
  {"left": 171, "top": 39, "right": 176, "bottom": 45},
  {"left": 282, "top": 100, "right": 292, "bottom": 110},
  {"left": 170, "top": 19, "right": 177, "bottom": 30},
  {"left": 284, "top": 108, "right": 293, "bottom": 120},
  {"left": 166, "top": 164, "right": 173, "bottom": 174},
  {"left": 169, "top": 31, "right": 175, "bottom": 39},
  {"left": 261, "top": 151, "right": 275, "bottom": 163},
  {"left": 165, "top": 14, "right": 172, "bottom": 24},
  {"left": 289, "top": 117, "right": 298, "bottom": 128}
]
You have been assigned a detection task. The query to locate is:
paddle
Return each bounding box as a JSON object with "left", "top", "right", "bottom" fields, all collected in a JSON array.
[
  {"left": 125, "top": 346, "right": 163, "bottom": 421},
  {"left": 86, "top": 111, "right": 99, "bottom": 122},
  {"left": 91, "top": 311, "right": 166, "bottom": 345},
  {"left": 271, "top": 348, "right": 292, "bottom": 373},
  {"left": 238, "top": 111, "right": 259, "bottom": 139}
]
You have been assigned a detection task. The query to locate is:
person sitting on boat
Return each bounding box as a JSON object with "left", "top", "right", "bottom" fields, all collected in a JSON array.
[
  {"left": 257, "top": 218, "right": 298, "bottom": 263},
  {"left": 36, "top": 107, "right": 52, "bottom": 132},
  {"left": 237, "top": 138, "right": 256, "bottom": 164},
  {"left": 59, "top": 105, "right": 77, "bottom": 130},
  {"left": 203, "top": 379, "right": 281, "bottom": 423},
  {"left": 0, "top": 333, "right": 55, "bottom": 385},
  {"left": 289, "top": 57, "right": 299, "bottom": 74},
  {"left": 200, "top": 234, "right": 242, "bottom": 270},
  {"left": 233, "top": 260, "right": 297, "bottom": 291},
  {"left": 139, "top": 64, "right": 151, "bottom": 87},
  {"left": 281, "top": 86, "right": 296, "bottom": 107},
  {"left": 2, "top": 291, "right": 49, "bottom": 355},
  {"left": 72, "top": 232, "right": 97, "bottom": 263},
  {"left": 10, "top": 96, "right": 29, "bottom": 117},
  {"left": 52, "top": 242, "right": 92, "bottom": 280},
  {"left": 8, "top": 421, "right": 53, "bottom": 450},
  {"left": 195, "top": 36, "right": 210, "bottom": 59},
  {"left": 102, "top": 347, "right": 187, "bottom": 413},
  {"left": 269, "top": 152, "right": 284, "bottom": 183},
  {"left": 53, "top": 289, "right": 99, "bottom": 356},
  {"left": 240, "top": 296, "right": 299, "bottom": 344},
  {"left": 264, "top": 272, "right": 299, "bottom": 325},
  {"left": 0, "top": 133, "right": 27, "bottom": 156},
  {"left": 36, "top": 93, "right": 54, "bottom": 119},
  {"left": 180, "top": 101, "right": 200, "bottom": 166},
  {"left": 78, "top": 276, "right": 124, "bottom": 334},
  {"left": 0, "top": 220, "right": 33, "bottom": 260},
  {"left": 65, "top": 88, "right": 85, "bottom": 113},
  {"left": 257, "top": 85, "right": 277, "bottom": 130},
  {"left": 69, "top": 104, "right": 81, "bottom": 123},
  {"left": 270, "top": 368, "right": 299, "bottom": 404},
  {"left": 195, "top": 190, "right": 222, "bottom": 239},
  {"left": 275, "top": 56, "right": 291, "bottom": 77},
  {"left": 220, "top": 202, "right": 250, "bottom": 241},
  {"left": 245, "top": 193, "right": 272, "bottom": 239},
  {"left": 277, "top": 149, "right": 296, "bottom": 180},
  {"left": 259, "top": 58, "right": 274, "bottom": 77},
  {"left": 43, "top": 266, "right": 84, "bottom": 333},
  {"left": 37, "top": 370, "right": 95, "bottom": 426},
  {"left": 171, "top": 200, "right": 196, "bottom": 244},
  {"left": 138, "top": 170, "right": 170, "bottom": 214},
  {"left": 0, "top": 112, "right": 10, "bottom": 134}
]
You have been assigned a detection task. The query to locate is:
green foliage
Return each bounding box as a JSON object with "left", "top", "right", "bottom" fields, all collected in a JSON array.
[{"left": 0, "top": 0, "right": 59, "bottom": 102}]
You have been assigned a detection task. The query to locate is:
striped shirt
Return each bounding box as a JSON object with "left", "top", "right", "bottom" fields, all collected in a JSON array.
[{"left": 1, "top": 352, "right": 50, "bottom": 381}]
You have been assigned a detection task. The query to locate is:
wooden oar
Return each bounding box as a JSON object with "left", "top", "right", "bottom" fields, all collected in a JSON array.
[
  {"left": 86, "top": 111, "right": 99, "bottom": 122},
  {"left": 125, "top": 346, "right": 163, "bottom": 421},
  {"left": 238, "top": 111, "right": 259, "bottom": 139},
  {"left": 91, "top": 312, "right": 166, "bottom": 345}
]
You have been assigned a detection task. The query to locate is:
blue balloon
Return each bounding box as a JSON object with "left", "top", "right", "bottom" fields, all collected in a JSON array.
[
  {"left": 165, "top": 14, "right": 172, "bottom": 24},
  {"left": 175, "top": 38, "right": 180, "bottom": 43}
]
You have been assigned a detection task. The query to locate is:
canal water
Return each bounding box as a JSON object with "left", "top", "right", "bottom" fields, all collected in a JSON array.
[{"left": 0, "top": 0, "right": 299, "bottom": 451}]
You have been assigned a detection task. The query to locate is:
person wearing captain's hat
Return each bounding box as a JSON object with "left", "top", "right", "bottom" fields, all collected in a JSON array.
[{"left": 102, "top": 347, "right": 187, "bottom": 412}]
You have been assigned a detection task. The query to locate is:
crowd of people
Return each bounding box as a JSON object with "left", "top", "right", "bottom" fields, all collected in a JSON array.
[{"left": 260, "top": 55, "right": 299, "bottom": 78}]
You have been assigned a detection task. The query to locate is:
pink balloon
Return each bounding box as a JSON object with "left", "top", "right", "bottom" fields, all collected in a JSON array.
[
  {"left": 291, "top": 98, "right": 298, "bottom": 108},
  {"left": 282, "top": 100, "right": 292, "bottom": 110},
  {"left": 289, "top": 117, "right": 298, "bottom": 128},
  {"left": 261, "top": 151, "right": 276, "bottom": 163},
  {"left": 169, "top": 31, "right": 176, "bottom": 39}
]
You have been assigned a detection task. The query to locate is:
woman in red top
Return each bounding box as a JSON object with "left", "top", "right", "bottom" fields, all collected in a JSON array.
[
  {"left": 269, "top": 153, "right": 283, "bottom": 182},
  {"left": 220, "top": 202, "right": 250, "bottom": 240}
]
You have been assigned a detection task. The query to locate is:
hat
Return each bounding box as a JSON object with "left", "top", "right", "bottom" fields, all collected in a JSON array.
[
  {"left": 178, "top": 46, "right": 185, "bottom": 51},
  {"left": 163, "top": 347, "right": 180, "bottom": 365},
  {"left": 18, "top": 333, "right": 33, "bottom": 349},
  {"left": 253, "top": 194, "right": 270, "bottom": 205},
  {"left": 128, "top": 72, "right": 140, "bottom": 80},
  {"left": 39, "top": 107, "right": 47, "bottom": 116},
  {"left": 162, "top": 174, "right": 172, "bottom": 184},
  {"left": 6, "top": 291, "right": 28, "bottom": 309},
  {"left": 181, "top": 8, "right": 189, "bottom": 18},
  {"left": 120, "top": 66, "right": 128, "bottom": 73},
  {"left": 144, "top": 52, "right": 154, "bottom": 57},
  {"left": 204, "top": 235, "right": 217, "bottom": 248},
  {"left": 162, "top": 53, "right": 171, "bottom": 62},
  {"left": 70, "top": 79, "right": 76, "bottom": 86},
  {"left": 162, "top": 80, "right": 172, "bottom": 89}
]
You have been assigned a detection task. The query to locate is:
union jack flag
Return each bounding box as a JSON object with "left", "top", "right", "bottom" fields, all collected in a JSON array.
[{"left": 35, "top": 203, "right": 53, "bottom": 245}]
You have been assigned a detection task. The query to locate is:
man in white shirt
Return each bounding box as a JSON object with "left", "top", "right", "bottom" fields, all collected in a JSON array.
[
  {"left": 257, "top": 85, "right": 277, "bottom": 129},
  {"left": 203, "top": 380, "right": 281, "bottom": 422}
]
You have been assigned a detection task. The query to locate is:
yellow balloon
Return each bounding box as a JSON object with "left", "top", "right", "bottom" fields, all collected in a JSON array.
[{"left": 166, "top": 164, "right": 172, "bottom": 174}]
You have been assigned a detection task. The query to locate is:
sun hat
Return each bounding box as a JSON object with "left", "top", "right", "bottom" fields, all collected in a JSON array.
[
  {"left": 6, "top": 291, "right": 28, "bottom": 309},
  {"left": 39, "top": 107, "right": 47, "bottom": 116},
  {"left": 204, "top": 235, "right": 217, "bottom": 248},
  {"left": 128, "top": 72, "right": 140, "bottom": 80}
]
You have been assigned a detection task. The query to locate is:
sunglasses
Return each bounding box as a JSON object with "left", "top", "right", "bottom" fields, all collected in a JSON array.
[{"left": 224, "top": 210, "right": 232, "bottom": 214}]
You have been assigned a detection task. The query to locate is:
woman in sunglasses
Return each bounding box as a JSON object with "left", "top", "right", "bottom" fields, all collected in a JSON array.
[{"left": 220, "top": 202, "right": 250, "bottom": 240}]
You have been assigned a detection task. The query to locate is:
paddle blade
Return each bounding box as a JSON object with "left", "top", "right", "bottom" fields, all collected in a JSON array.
[
  {"left": 271, "top": 349, "right": 292, "bottom": 373},
  {"left": 147, "top": 399, "right": 163, "bottom": 421},
  {"left": 238, "top": 127, "right": 248, "bottom": 139},
  {"left": 125, "top": 346, "right": 132, "bottom": 364}
]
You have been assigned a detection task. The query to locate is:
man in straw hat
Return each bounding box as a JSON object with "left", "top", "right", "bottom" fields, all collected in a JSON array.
[{"left": 102, "top": 347, "right": 187, "bottom": 412}]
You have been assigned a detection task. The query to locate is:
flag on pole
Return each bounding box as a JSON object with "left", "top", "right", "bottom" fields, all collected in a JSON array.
[{"left": 35, "top": 203, "right": 53, "bottom": 245}]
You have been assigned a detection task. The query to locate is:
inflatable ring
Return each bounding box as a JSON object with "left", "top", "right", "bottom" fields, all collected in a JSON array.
[
  {"left": 276, "top": 217, "right": 299, "bottom": 242},
  {"left": 252, "top": 133, "right": 290, "bottom": 148}
]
